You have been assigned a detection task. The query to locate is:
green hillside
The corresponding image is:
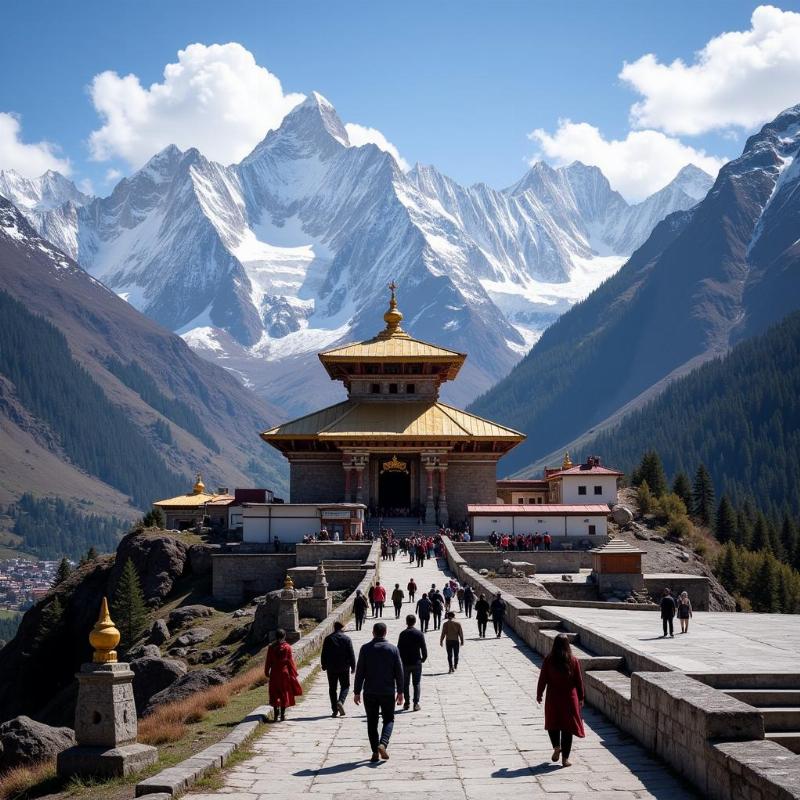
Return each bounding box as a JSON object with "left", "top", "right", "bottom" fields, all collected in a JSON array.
[{"left": 585, "top": 311, "right": 800, "bottom": 518}]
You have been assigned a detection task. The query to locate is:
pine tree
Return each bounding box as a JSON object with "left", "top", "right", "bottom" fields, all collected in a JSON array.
[
  {"left": 637, "top": 481, "right": 654, "bottom": 515},
  {"left": 34, "top": 596, "right": 64, "bottom": 649},
  {"left": 141, "top": 508, "right": 165, "bottom": 529},
  {"left": 735, "top": 509, "right": 752, "bottom": 549},
  {"left": 781, "top": 516, "right": 799, "bottom": 569},
  {"left": 53, "top": 557, "right": 72, "bottom": 587},
  {"left": 86, "top": 546, "right": 98, "bottom": 561},
  {"left": 750, "top": 552, "right": 779, "bottom": 613},
  {"left": 751, "top": 513, "right": 772, "bottom": 553},
  {"left": 672, "top": 472, "right": 693, "bottom": 509},
  {"left": 635, "top": 451, "right": 667, "bottom": 497},
  {"left": 715, "top": 497, "right": 737, "bottom": 544},
  {"left": 692, "top": 464, "right": 715, "bottom": 526},
  {"left": 717, "top": 543, "right": 743, "bottom": 594},
  {"left": 111, "top": 559, "right": 149, "bottom": 650}
]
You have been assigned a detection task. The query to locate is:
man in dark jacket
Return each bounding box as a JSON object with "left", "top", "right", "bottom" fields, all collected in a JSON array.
[
  {"left": 397, "top": 614, "right": 427, "bottom": 711},
  {"left": 463, "top": 584, "right": 475, "bottom": 618},
  {"left": 320, "top": 620, "right": 356, "bottom": 717},
  {"left": 490, "top": 592, "right": 507, "bottom": 638},
  {"left": 660, "top": 588, "right": 676, "bottom": 638},
  {"left": 354, "top": 622, "right": 404, "bottom": 762}
]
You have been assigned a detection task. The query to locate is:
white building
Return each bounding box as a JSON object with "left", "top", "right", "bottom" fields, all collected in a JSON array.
[
  {"left": 242, "top": 503, "right": 366, "bottom": 545},
  {"left": 546, "top": 457, "right": 622, "bottom": 506},
  {"left": 467, "top": 504, "right": 610, "bottom": 542}
]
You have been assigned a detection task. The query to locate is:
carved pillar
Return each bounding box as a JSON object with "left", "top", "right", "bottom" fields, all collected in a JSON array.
[
  {"left": 354, "top": 466, "right": 365, "bottom": 505},
  {"left": 424, "top": 462, "right": 436, "bottom": 524},
  {"left": 344, "top": 464, "right": 352, "bottom": 503},
  {"left": 438, "top": 465, "right": 449, "bottom": 527}
]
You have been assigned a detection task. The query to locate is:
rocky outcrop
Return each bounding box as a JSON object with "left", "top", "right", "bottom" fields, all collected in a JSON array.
[
  {"left": 175, "top": 627, "right": 213, "bottom": 647},
  {"left": 143, "top": 668, "right": 226, "bottom": 716},
  {"left": 148, "top": 618, "right": 170, "bottom": 645},
  {"left": 0, "top": 716, "right": 75, "bottom": 770},
  {"left": 109, "top": 530, "right": 189, "bottom": 603},
  {"left": 167, "top": 604, "right": 213, "bottom": 630},
  {"left": 130, "top": 656, "right": 187, "bottom": 712},
  {"left": 187, "top": 543, "right": 219, "bottom": 576}
]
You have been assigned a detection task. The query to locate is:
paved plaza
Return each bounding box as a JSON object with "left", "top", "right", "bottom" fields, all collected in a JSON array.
[
  {"left": 189, "top": 555, "right": 695, "bottom": 800},
  {"left": 550, "top": 606, "right": 800, "bottom": 673}
]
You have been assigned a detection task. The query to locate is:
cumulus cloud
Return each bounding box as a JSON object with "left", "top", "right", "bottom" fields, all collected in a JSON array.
[
  {"left": 104, "top": 168, "right": 122, "bottom": 184},
  {"left": 529, "top": 120, "right": 725, "bottom": 202},
  {"left": 621, "top": 5, "right": 800, "bottom": 136},
  {"left": 0, "top": 112, "right": 72, "bottom": 177},
  {"left": 88, "top": 42, "right": 305, "bottom": 167},
  {"left": 345, "top": 122, "right": 409, "bottom": 170}
]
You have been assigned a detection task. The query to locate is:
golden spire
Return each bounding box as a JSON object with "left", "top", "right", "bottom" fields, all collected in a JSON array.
[
  {"left": 193, "top": 473, "right": 205, "bottom": 495},
  {"left": 377, "top": 280, "right": 409, "bottom": 339},
  {"left": 562, "top": 451, "right": 573, "bottom": 470},
  {"left": 89, "top": 597, "right": 120, "bottom": 663}
]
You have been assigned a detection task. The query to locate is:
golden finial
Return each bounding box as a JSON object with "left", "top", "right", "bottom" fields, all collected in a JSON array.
[
  {"left": 378, "top": 280, "right": 408, "bottom": 339},
  {"left": 193, "top": 473, "right": 205, "bottom": 495},
  {"left": 562, "top": 451, "right": 573, "bottom": 470},
  {"left": 284, "top": 574, "right": 295, "bottom": 591},
  {"left": 89, "top": 597, "right": 120, "bottom": 663}
]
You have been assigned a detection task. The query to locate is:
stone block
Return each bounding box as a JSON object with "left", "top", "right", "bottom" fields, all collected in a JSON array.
[
  {"left": 58, "top": 742, "right": 157, "bottom": 779},
  {"left": 73, "top": 662, "right": 138, "bottom": 749}
]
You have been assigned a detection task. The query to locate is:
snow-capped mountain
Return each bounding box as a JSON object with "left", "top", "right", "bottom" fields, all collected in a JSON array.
[{"left": 3, "top": 94, "right": 712, "bottom": 415}]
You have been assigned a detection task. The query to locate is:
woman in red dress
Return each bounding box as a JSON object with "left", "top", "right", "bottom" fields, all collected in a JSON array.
[
  {"left": 264, "top": 628, "right": 302, "bottom": 722},
  {"left": 536, "top": 633, "right": 585, "bottom": 767}
]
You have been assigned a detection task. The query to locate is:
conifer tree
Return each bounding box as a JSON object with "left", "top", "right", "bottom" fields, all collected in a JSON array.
[
  {"left": 637, "top": 481, "right": 654, "bottom": 515},
  {"left": 53, "top": 557, "right": 72, "bottom": 587},
  {"left": 141, "top": 508, "right": 165, "bottom": 529},
  {"left": 86, "top": 546, "right": 98, "bottom": 561},
  {"left": 635, "top": 451, "right": 667, "bottom": 497},
  {"left": 781, "top": 516, "right": 799, "bottom": 568},
  {"left": 691, "top": 464, "right": 715, "bottom": 526},
  {"left": 111, "top": 559, "right": 149, "bottom": 650},
  {"left": 751, "top": 513, "right": 772, "bottom": 553},
  {"left": 735, "top": 509, "right": 752, "bottom": 549},
  {"left": 672, "top": 472, "right": 693, "bottom": 509},
  {"left": 750, "top": 552, "right": 779, "bottom": 613},
  {"left": 34, "top": 596, "right": 64, "bottom": 649},
  {"left": 715, "top": 497, "right": 737, "bottom": 544},
  {"left": 717, "top": 543, "right": 743, "bottom": 594}
]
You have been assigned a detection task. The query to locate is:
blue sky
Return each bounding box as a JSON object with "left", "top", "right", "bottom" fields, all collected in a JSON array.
[{"left": 2, "top": 1, "right": 800, "bottom": 200}]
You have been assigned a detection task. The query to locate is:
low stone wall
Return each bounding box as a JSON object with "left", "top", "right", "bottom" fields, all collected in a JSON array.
[
  {"left": 523, "top": 597, "right": 657, "bottom": 612},
  {"left": 295, "top": 542, "right": 373, "bottom": 567},
  {"left": 452, "top": 545, "right": 591, "bottom": 573},
  {"left": 287, "top": 565, "right": 367, "bottom": 591},
  {"left": 643, "top": 574, "right": 711, "bottom": 611},
  {"left": 212, "top": 554, "right": 296, "bottom": 605},
  {"left": 538, "top": 580, "right": 598, "bottom": 601}
]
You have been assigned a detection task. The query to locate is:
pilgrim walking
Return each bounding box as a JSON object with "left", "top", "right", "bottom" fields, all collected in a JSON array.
[
  {"left": 536, "top": 633, "right": 585, "bottom": 768},
  {"left": 397, "top": 614, "right": 427, "bottom": 711},
  {"left": 440, "top": 611, "right": 464, "bottom": 672},
  {"left": 264, "top": 629, "right": 303, "bottom": 722},
  {"left": 475, "top": 593, "right": 490, "bottom": 638},
  {"left": 490, "top": 591, "right": 507, "bottom": 638},
  {"left": 320, "top": 621, "right": 356, "bottom": 717},
  {"left": 354, "top": 589, "right": 369, "bottom": 631}
]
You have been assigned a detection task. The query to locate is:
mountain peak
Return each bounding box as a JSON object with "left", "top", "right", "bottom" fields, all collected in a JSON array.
[{"left": 669, "top": 164, "right": 714, "bottom": 202}]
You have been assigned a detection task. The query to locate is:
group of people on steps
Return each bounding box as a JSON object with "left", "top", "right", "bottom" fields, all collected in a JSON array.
[{"left": 264, "top": 564, "right": 586, "bottom": 769}]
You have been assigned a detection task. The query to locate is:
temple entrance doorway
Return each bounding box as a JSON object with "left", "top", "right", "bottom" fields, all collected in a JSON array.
[{"left": 378, "top": 459, "right": 411, "bottom": 515}]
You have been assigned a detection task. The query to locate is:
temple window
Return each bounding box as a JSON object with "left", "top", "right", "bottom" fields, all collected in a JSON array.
[
  {"left": 594, "top": 485, "right": 603, "bottom": 495},
  {"left": 371, "top": 383, "right": 380, "bottom": 394},
  {"left": 578, "top": 485, "right": 587, "bottom": 495},
  {"left": 406, "top": 383, "right": 415, "bottom": 394},
  {"left": 389, "top": 383, "right": 398, "bottom": 394}
]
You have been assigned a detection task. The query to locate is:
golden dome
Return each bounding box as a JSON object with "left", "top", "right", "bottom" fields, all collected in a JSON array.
[
  {"left": 192, "top": 473, "right": 205, "bottom": 495},
  {"left": 90, "top": 597, "right": 120, "bottom": 663},
  {"left": 562, "top": 451, "right": 573, "bottom": 470},
  {"left": 377, "top": 281, "right": 409, "bottom": 339}
]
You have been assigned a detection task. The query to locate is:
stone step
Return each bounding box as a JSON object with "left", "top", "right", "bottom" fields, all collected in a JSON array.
[
  {"left": 726, "top": 689, "right": 800, "bottom": 707},
  {"left": 765, "top": 731, "right": 800, "bottom": 754},
  {"left": 538, "top": 626, "right": 579, "bottom": 642},
  {"left": 759, "top": 708, "right": 800, "bottom": 732},
  {"left": 535, "top": 626, "right": 624, "bottom": 671}
]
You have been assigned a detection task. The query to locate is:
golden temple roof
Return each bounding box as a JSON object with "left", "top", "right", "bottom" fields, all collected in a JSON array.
[{"left": 261, "top": 400, "right": 525, "bottom": 442}]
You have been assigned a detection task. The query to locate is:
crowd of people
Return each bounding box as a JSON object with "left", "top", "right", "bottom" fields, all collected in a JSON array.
[
  {"left": 489, "top": 530, "right": 553, "bottom": 551},
  {"left": 263, "top": 550, "right": 588, "bottom": 770}
]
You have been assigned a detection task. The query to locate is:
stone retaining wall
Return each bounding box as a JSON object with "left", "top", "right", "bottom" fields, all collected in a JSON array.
[
  {"left": 452, "top": 545, "right": 591, "bottom": 572},
  {"left": 295, "top": 542, "right": 373, "bottom": 566},
  {"left": 643, "top": 574, "right": 711, "bottom": 611},
  {"left": 212, "top": 554, "right": 296, "bottom": 605}
]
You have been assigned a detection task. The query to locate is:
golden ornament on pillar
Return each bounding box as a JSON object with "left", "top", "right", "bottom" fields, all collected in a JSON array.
[
  {"left": 377, "top": 281, "right": 409, "bottom": 339},
  {"left": 89, "top": 597, "right": 120, "bottom": 664},
  {"left": 192, "top": 473, "right": 206, "bottom": 495},
  {"left": 562, "top": 451, "right": 573, "bottom": 470},
  {"left": 284, "top": 574, "right": 295, "bottom": 591}
]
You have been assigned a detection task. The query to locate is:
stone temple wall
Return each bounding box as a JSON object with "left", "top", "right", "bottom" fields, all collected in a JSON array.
[
  {"left": 446, "top": 460, "right": 498, "bottom": 526},
  {"left": 290, "top": 460, "right": 343, "bottom": 503}
]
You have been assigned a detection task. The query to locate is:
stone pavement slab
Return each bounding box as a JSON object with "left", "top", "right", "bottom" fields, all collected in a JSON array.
[{"left": 188, "top": 553, "right": 697, "bottom": 799}]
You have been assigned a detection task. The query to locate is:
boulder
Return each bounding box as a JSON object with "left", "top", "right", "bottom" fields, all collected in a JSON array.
[
  {"left": 130, "top": 656, "right": 187, "bottom": 712},
  {"left": 611, "top": 505, "right": 634, "bottom": 526},
  {"left": 0, "top": 716, "right": 75, "bottom": 770},
  {"left": 143, "top": 668, "right": 226, "bottom": 716},
  {"left": 232, "top": 608, "right": 253, "bottom": 618},
  {"left": 148, "top": 618, "right": 170, "bottom": 646},
  {"left": 109, "top": 530, "right": 189, "bottom": 603},
  {"left": 128, "top": 642, "right": 161, "bottom": 660},
  {"left": 175, "top": 627, "right": 213, "bottom": 647},
  {"left": 649, "top": 535, "right": 665, "bottom": 544},
  {"left": 167, "top": 604, "right": 214, "bottom": 630},
  {"left": 679, "top": 551, "right": 690, "bottom": 562},
  {"left": 187, "top": 543, "right": 219, "bottom": 576},
  {"left": 189, "top": 647, "right": 230, "bottom": 665}
]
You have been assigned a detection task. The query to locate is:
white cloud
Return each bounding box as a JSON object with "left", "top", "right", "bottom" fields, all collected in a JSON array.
[
  {"left": 88, "top": 42, "right": 305, "bottom": 167},
  {"left": 0, "top": 112, "right": 72, "bottom": 177},
  {"left": 77, "top": 178, "right": 95, "bottom": 196},
  {"left": 344, "top": 122, "right": 409, "bottom": 170},
  {"left": 621, "top": 5, "right": 800, "bottom": 136},
  {"left": 104, "top": 168, "right": 122, "bottom": 183},
  {"left": 529, "top": 120, "right": 725, "bottom": 201}
]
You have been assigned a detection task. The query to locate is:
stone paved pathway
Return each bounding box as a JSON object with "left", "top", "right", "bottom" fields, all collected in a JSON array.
[{"left": 190, "top": 554, "right": 695, "bottom": 799}]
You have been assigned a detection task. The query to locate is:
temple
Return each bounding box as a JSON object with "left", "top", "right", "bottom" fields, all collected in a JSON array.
[{"left": 260, "top": 283, "right": 525, "bottom": 527}]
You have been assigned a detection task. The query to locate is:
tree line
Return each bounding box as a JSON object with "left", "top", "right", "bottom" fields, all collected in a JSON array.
[{"left": 631, "top": 450, "right": 800, "bottom": 613}]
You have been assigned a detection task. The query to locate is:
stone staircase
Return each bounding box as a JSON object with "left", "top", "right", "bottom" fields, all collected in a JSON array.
[
  {"left": 364, "top": 516, "right": 440, "bottom": 536},
  {"left": 722, "top": 685, "right": 800, "bottom": 753},
  {"left": 524, "top": 614, "right": 625, "bottom": 672}
]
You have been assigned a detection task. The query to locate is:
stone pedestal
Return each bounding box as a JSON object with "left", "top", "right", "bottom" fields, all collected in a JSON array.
[
  {"left": 278, "top": 581, "right": 301, "bottom": 643},
  {"left": 307, "top": 564, "right": 332, "bottom": 620},
  {"left": 57, "top": 662, "right": 157, "bottom": 779}
]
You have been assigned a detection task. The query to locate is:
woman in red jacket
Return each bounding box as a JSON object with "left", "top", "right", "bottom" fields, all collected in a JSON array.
[
  {"left": 264, "top": 628, "right": 302, "bottom": 722},
  {"left": 536, "top": 634, "right": 585, "bottom": 767}
]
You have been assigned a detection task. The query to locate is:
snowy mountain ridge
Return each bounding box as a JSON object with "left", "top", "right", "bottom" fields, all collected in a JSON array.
[{"left": 0, "top": 94, "right": 713, "bottom": 414}]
